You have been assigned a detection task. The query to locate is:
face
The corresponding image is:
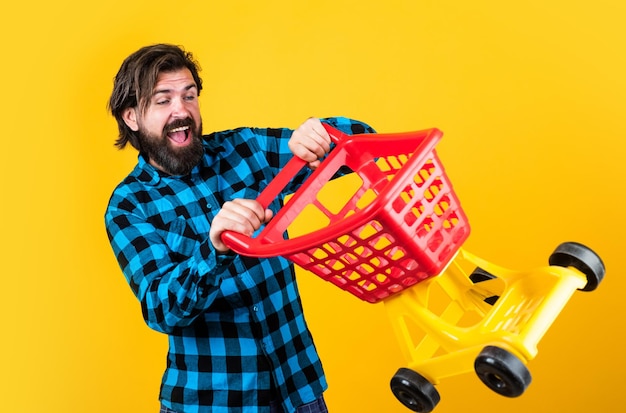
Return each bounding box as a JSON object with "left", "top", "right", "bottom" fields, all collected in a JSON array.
[{"left": 123, "top": 68, "right": 204, "bottom": 175}]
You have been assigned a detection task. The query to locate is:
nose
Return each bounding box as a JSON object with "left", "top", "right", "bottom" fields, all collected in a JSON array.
[{"left": 171, "top": 97, "right": 191, "bottom": 119}]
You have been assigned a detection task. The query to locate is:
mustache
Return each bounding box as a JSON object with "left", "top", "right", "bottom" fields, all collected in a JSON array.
[{"left": 163, "top": 118, "right": 196, "bottom": 135}]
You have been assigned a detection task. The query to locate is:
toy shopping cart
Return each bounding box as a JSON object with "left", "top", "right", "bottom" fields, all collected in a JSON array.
[
  {"left": 222, "top": 124, "right": 471, "bottom": 303},
  {"left": 221, "top": 125, "right": 605, "bottom": 412}
]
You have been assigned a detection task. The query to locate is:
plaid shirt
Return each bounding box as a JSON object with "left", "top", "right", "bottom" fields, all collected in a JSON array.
[{"left": 105, "top": 117, "right": 374, "bottom": 413}]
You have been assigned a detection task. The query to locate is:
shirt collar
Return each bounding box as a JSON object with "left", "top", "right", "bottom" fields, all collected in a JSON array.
[
  {"left": 132, "top": 135, "right": 223, "bottom": 186},
  {"left": 133, "top": 155, "right": 163, "bottom": 186}
]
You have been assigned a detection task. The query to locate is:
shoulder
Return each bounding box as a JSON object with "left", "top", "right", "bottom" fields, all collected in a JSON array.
[
  {"left": 202, "top": 126, "right": 294, "bottom": 156},
  {"left": 203, "top": 125, "right": 293, "bottom": 142},
  {"left": 106, "top": 161, "right": 155, "bottom": 213}
]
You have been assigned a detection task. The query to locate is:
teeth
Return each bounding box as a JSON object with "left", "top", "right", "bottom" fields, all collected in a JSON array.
[{"left": 169, "top": 126, "right": 190, "bottom": 133}]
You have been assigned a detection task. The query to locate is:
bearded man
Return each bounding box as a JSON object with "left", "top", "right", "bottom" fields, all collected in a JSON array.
[{"left": 104, "top": 43, "right": 374, "bottom": 413}]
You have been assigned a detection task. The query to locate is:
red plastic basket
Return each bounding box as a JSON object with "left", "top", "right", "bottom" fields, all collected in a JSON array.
[{"left": 222, "top": 124, "right": 470, "bottom": 303}]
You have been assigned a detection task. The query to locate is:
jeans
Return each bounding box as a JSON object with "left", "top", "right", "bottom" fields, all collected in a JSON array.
[
  {"left": 270, "top": 395, "right": 328, "bottom": 413},
  {"left": 159, "top": 395, "right": 328, "bottom": 413}
]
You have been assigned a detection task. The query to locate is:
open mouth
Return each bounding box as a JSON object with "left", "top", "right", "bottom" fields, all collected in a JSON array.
[{"left": 167, "top": 125, "right": 191, "bottom": 145}]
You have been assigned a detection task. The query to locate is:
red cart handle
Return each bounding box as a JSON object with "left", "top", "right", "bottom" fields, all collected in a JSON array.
[{"left": 220, "top": 124, "right": 348, "bottom": 255}]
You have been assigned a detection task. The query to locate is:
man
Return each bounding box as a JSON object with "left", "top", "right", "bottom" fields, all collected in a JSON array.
[{"left": 104, "top": 43, "right": 374, "bottom": 413}]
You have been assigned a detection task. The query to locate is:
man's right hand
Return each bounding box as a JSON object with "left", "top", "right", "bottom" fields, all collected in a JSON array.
[{"left": 209, "top": 199, "right": 274, "bottom": 253}]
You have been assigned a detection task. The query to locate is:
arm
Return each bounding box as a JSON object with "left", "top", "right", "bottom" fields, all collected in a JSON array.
[
  {"left": 211, "top": 117, "right": 375, "bottom": 252},
  {"left": 209, "top": 118, "right": 328, "bottom": 251},
  {"left": 105, "top": 199, "right": 235, "bottom": 334}
]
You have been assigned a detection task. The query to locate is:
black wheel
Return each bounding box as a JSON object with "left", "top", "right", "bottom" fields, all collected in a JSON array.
[
  {"left": 390, "top": 368, "right": 440, "bottom": 413},
  {"left": 548, "top": 242, "right": 606, "bottom": 292},
  {"left": 474, "top": 346, "right": 532, "bottom": 397}
]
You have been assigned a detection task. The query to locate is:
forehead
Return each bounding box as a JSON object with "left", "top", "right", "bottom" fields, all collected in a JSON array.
[{"left": 153, "top": 68, "right": 196, "bottom": 92}]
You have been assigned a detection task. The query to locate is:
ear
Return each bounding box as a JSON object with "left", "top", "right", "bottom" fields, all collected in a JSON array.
[{"left": 122, "top": 107, "right": 139, "bottom": 132}]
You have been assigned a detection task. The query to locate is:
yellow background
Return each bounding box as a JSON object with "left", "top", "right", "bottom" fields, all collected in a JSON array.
[{"left": 2, "top": 1, "right": 624, "bottom": 412}]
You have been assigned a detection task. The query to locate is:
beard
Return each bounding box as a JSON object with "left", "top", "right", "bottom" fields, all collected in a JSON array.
[{"left": 137, "top": 118, "right": 204, "bottom": 176}]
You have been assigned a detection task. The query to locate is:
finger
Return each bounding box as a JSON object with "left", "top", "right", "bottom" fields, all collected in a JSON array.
[
  {"left": 209, "top": 202, "right": 264, "bottom": 252},
  {"left": 307, "top": 160, "right": 321, "bottom": 170},
  {"left": 309, "top": 131, "right": 331, "bottom": 155},
  {"left": 229, "top": 198, "right": 267, "bottom": 224},
  {"left": 310, "top": 120, "right": 331, "bottom": 145},
  {"left": 212, "top": 211, "right": 257, "bottom": 240},
  {"left": 289, "top": 141, "right": 319, "bottom": 162},
  {"left": 289, "top": 132, "right": 330, "bottom": 161},
  {"left": 304, "top": 119, "right": 331, "bottom": 152}
]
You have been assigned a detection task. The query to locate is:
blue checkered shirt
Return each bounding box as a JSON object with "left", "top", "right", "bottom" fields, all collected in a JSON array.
[{"left": 105, "top": 117, "right": 374, "bottom": 413}]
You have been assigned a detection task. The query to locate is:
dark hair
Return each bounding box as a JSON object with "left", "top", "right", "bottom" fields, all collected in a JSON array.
[{"left": 108, "top": 44, "right": 203, "bottom": 150}]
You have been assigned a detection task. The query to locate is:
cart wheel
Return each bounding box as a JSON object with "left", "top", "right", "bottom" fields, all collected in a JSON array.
[
  {"left": 548, "top": 242, "right": 606, "bottom": 292},
  {"left": 474, "top": 346, "right": 532, "bottom": 397},
  {"left": 390, "top": 368, "right": 440, "bottom": 413}
]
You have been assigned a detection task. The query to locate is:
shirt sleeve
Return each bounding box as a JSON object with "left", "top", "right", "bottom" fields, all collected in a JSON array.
[
  {"left": 105, "top": 197, "right": 235, "bottom": 334},
  {"left": 321, "top": 116, "right": 376, "bottom": 136}
]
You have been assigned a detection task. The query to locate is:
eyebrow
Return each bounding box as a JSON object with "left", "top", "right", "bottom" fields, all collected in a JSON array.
[{"left": 152, "top": 83, "right": 198, "bottom": 96}]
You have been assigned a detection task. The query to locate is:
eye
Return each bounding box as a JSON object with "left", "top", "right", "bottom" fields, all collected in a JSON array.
[
  {"left": 155, "top": 99, "right": 170, "bottom": 105},
  {"left": 184, "top": 94, "right": 197, "bottom": 101}
]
